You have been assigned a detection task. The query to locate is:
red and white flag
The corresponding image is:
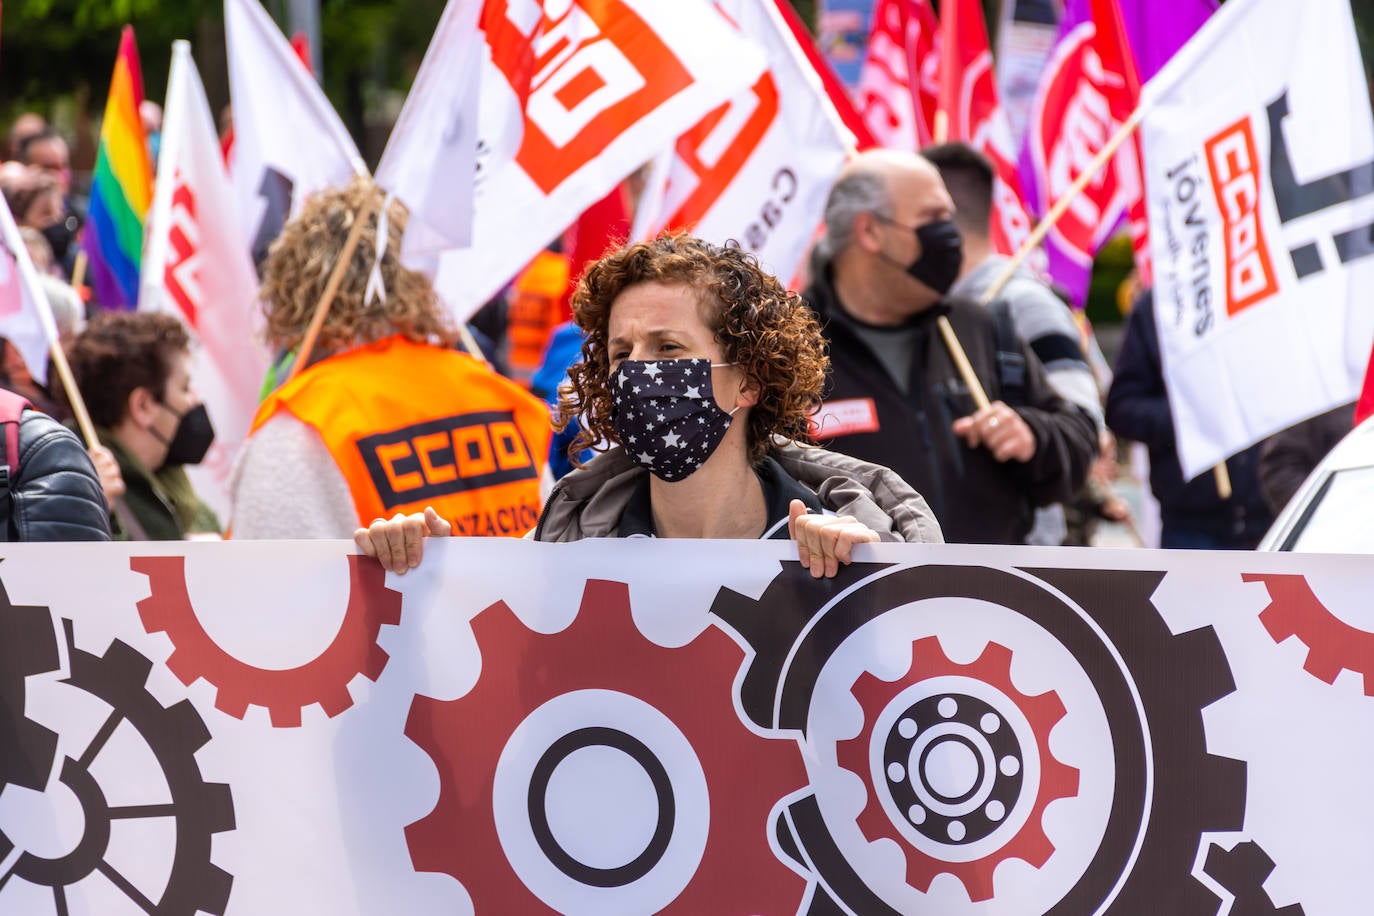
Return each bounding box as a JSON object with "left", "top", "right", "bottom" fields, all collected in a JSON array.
[
  {"left": 938, "top": 0, "right": 1038, "bottom": 263},
  {"left": 142, "top": 41, "right": 270, "bottom": 518},
  {"left": 0, "top": 187, "right": 58, "bottom": 384},
  {"left": 1019, "top": 0, "right": 1146, "bottom": 304},
  {"left": 1141, "top": 0, "right": 1374, "bottom": 476},
  {"left": 225, "top": 0, "right": 367, "bottom": 268},
  {"left": 375, "top": 0, "right": 483, "bottom": 272},
  {"left": 430, "top": 0, "right": 766, "bottom": 321},
  {"left": 629, "top": 0, "right": 853, "bottom": 283},
  {"left": 855, "top": 0, "right": 940, "bottom": 152}
]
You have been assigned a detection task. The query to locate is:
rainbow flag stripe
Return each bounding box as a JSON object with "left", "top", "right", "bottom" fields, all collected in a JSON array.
[{"left": 84, "top": 25, "right": 152, "bottom": 310}]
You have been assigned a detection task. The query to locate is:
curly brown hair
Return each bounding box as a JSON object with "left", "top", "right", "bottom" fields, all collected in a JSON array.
[
  {"left": 560, "top": 234, "right": 828, "bottom": 464},
  {"left": 260, "top": 176, "right": 454, "bottom": 355},
  {"left": 64, "top": 312, "right": 190, "bottom": 428}
]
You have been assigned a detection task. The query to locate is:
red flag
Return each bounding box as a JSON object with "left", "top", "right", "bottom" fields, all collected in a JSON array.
[
  {"left": 937, "top": 0, "right": 1038, "bottom": 262},
  {"left": 1090, "top": 0, "right": 1150, "bottom": 284},
  {"left": 1020, "top": 0, "right": 1146, "bottom": 303},
  {"left": 1357, "top": 346, "right": 1374, "bottom": 427},
  {"left": 856, "top": 0, "right": 940, "bottom": 150}
]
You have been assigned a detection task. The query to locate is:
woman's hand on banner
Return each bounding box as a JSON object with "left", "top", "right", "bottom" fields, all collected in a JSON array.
[
  {"left": 354, "top": 507, "right": 451, "bottom": 574},
  {"left": 788, "top": 499, "right": 880, "bottom": 579}
]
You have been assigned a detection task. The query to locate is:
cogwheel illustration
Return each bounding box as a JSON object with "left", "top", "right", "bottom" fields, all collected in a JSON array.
[
  {"left": 132, "top": 554, "right": 402, "bottom": 726},
  {"left": 404, "top": 579, "right": 808, "bottom": 914},
  {"left": 712, "top": 562, "right": 1248, "bottom": 914},
  {"left": 1245, "top": 573, "right": 1374, "bottom": 694},
  {"left": 0, "top": 619, "right": 235, "bottom": 915},
  {"left": 836, "top": 636, "right": 1079, "bottom": 902},
  {"left": 0, "top": 581, "right": 60, "bottom": 798},
  {"left": 1203, "top": 841, "right": 1305, "bottom": 914}
]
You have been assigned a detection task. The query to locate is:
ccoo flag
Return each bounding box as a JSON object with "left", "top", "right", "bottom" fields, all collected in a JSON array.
[
  {"left": 83, "top": 26, "right": 153, "bottom": 310},
  {"left": 141, "top": 41, "right": 270, "bottom": 519},
  {"left": 630, "top": 0, "right": 853, "bottom": 284},
  {"left": 1140, "top": 0, "right": 1374, "bottom": 477},
  {"left": 428, "top": 0, "right": 767, "bottom": 322}
]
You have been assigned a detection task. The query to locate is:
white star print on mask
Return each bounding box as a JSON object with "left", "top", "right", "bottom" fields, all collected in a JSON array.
[{"left": 609, "top": 358, "right": 739, "bottom": 482}]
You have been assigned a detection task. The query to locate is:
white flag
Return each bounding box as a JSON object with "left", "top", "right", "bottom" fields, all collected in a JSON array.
[
  {"left": 225, "top": 0, "right": 367, "bottom": 267},
  {"left": 1140, "top": 0, "right": 1374, "bottom": 478},
  {"left": 142, "top": 41, "right": 270, "bottom": 519},
  {"left": 375, "top": 0, "right": 483, "bottom": 272},
  {"left": 430, "top": 0, "right": 767, "bottom": 322},
  {"left": 629, "top": 0, "right": 852, "bottom": 283},
  {"left": 0, "top": 191, "right": 59, "bottom": 385}
]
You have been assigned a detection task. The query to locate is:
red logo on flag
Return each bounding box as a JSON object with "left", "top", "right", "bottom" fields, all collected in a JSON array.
[
  {"left": 1033, "top": 26, "right": 1140, "bottom": 259},
  {"left": 1205, "top": 117, "right": 1278, "bottom": 316},
  {"left": 485, "top": 0, "right": 693, "bottom": 195},
  {"left": 166, "top": 180, "right": 201, "bottom": 327},
  {"left": 664, "top": 73, "right": 780, "bottom": 230}
]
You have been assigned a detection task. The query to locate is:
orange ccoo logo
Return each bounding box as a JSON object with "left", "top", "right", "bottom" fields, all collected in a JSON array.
[{"left": 1204, "top": 117, "right": 1279, "bottom": 315}]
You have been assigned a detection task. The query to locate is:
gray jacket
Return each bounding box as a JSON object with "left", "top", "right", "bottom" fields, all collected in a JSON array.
[{"left": 533, "top": 442, "right": 944, "bottom": 543}]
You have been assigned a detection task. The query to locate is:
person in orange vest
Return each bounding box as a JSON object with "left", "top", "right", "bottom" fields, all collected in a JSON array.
[{"left": 230, "top": 178, "right": 551, "bottom": 539}]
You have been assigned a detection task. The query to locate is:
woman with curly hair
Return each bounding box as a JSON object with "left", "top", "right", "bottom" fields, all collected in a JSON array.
[
  {"left": 230, "top": 178, "right": 551, "bottom": 539},
  {"left": 357, "top": 234, "right": 941, "bottom": 576}
]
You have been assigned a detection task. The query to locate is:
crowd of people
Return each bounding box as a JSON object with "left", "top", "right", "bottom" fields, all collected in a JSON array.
[{"left": 2, "top": 109, "right": 1342, "bottom": 562}]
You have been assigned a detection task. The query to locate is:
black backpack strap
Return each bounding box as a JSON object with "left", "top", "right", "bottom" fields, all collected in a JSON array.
[{"left": 988, "top": 297, "right": 1028, "bottom": 407}]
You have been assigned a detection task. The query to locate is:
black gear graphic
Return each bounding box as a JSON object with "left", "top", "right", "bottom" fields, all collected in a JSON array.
[
  {"left": 0, "top": 619, "right": 235, "bottom": 915},
  {"left": 710, "top": 562, "right": 1250, "bottom": 914},
  {"left": 0, "top": 580, "right": 62, "bottom": 863},
  {"left": 1203, "top": 841, "right": 1305, "bottom": 915}
]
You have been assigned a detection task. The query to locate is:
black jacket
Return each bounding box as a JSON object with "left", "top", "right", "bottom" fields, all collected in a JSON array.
[
  {"left": 804, "top": 269, "right": 1097, "bottom": 544},
  {"left": 1105, "top": 293, "right": 1272, "bottom": 545},
  {"left": 3, "top": 410, "right": 111, "bottom": 541}
]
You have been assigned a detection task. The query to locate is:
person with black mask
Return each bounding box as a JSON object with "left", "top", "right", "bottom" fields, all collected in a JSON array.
[
  {"left": 354, "top": 233, "right": 943, "bottom": 577},
  {"left": 802, "top": 150, "right": 1097, "bottom": 544},
  {"left": 63, "top": 312, "right": 220, "bottom": 540}
]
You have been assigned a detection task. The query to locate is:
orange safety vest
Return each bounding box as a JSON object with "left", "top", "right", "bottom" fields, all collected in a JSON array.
[
  {"left": 506, "top": 249, "right": 571, "bottom": 384},
  {"left": 252, "top": 336, "right": 552, "bottom": 537}
]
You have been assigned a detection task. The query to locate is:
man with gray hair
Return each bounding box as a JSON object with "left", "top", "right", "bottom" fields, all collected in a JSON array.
[{"left": 803, "top": 149, "right": 1097, "bottom": 544}]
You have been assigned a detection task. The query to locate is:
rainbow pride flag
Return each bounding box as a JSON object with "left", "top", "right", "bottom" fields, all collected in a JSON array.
[{"left": 84, "top": 25, "right": 153, "bottom": 310}]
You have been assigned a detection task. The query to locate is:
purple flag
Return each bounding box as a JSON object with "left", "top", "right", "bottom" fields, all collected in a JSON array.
[{"left": 1015, "top": 0, "right": 1216, "bottom": 305}]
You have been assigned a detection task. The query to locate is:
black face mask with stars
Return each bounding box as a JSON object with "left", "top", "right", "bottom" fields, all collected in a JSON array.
[{"left": 609, "top": 358, "right": 740, "bottom": 482}]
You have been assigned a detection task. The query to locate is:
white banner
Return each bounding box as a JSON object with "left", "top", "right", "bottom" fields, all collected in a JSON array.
[
  {"left": 2, "top": 538, "right": 1373, "bottom": 912},
  {"left": 142, "top": 41, "right": 270, "bottom": 520},
  {"left": 0, "top": 187, "right": 59, "bottom": 385},
  {"left": 225, "top": 0, "right": 367, "bottom": 268},
  {"left": 1140, "top": 0, "right": 1374, "bottom": 478},
  {"left": 374, "top": 0, "right": 483, "bottom": 272},
  {"left": 629, "top": 0, "right": 852, "bottom": 283},
  {"left": 430, "top": 0, "right": 767, "bottom": 322}
]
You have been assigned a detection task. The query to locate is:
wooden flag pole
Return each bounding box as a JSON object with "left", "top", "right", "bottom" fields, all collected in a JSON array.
[
  {"left": 929, "top": 101, "right": 1148, "bottom": 415},
  {"left": 70, "top": 250, "right": 88, "bottom": 295},
  {"left": 1214, "top": 462, "right": 1233, "bottom": 500},
  {"left": 48, "top": 340, "right": 97, "bottom": 449},
  {"left": 286, "top": 193, "right": 381, "bottom": 384}
]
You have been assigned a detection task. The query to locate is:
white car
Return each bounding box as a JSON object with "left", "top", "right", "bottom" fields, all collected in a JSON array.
[{"left": 1260, "top": 414, "right": 1374, "bottom": 551}]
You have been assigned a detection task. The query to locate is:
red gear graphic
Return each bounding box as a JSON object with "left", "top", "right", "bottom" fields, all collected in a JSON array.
[
  {"left": 404, "top": 579, "right": 808, "bottom": 914},
  {"left": 1246, "top": 572, "right": 1374, "bottom": 694},
  {"left": 131, "top": 555, "right": 402, "bottom": 727},
  {"left": 836, "top": 637, "right": 1079, "bottom": 903}
]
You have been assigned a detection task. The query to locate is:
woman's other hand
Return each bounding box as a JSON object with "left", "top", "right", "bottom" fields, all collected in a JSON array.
[{"left": 788, "top": 499, "right": 880, "bottom": 578}]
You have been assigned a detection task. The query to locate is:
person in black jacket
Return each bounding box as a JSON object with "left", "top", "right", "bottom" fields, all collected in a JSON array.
[
  {"left": 804, "top": 150, "right": 1097, "bottom": 544},
  {"left": 2, "top": 402, "right": 110, "bottom": 541},
  {"left": 1105, "top": 291, "right": 1272, "bottom": 548}
]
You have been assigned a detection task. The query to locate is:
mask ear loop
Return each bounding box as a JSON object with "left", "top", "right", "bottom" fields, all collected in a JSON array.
[{"left": 364, "top": 194, "right": 394, "bottom": 310}]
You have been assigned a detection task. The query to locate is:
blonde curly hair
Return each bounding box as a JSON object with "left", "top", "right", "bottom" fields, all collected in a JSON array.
[
  {"left": 260, "top": 176, "right": 454, "bottom": 355},
  {"left": 560, "top": 233, "right": 829, "bottom": 464}
]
